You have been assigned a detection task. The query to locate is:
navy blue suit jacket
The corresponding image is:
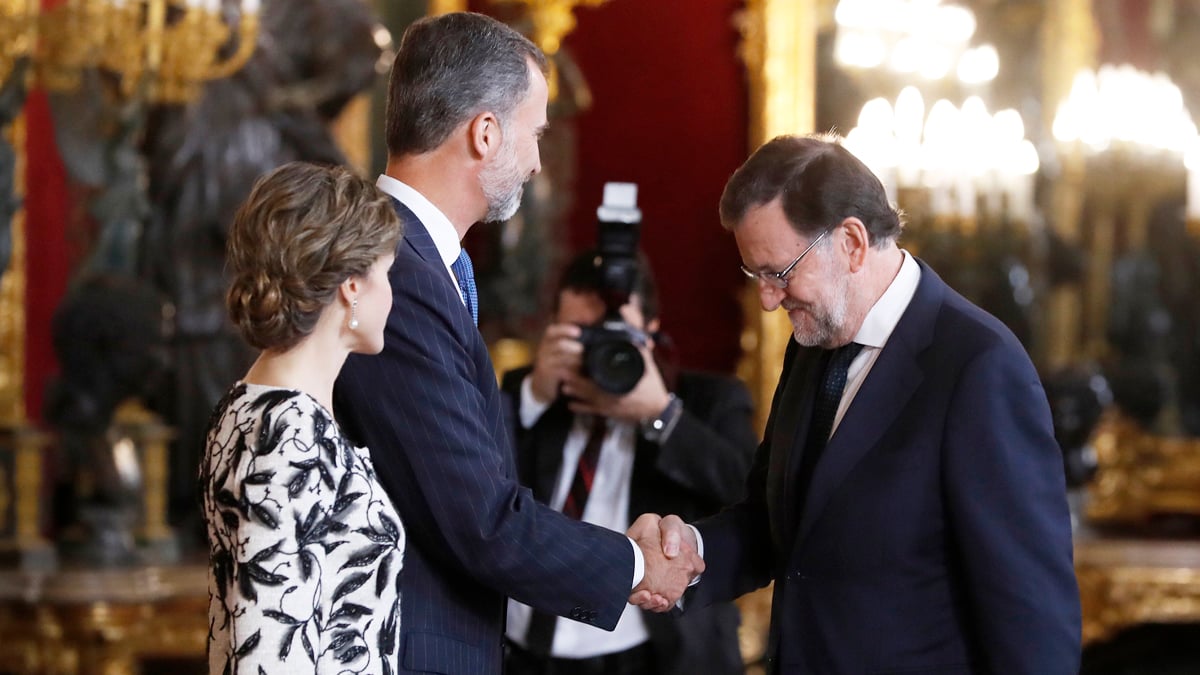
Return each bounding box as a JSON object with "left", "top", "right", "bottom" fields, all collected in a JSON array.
[
  {"left": 693, "top": 261, "right": 1081, "bottom": 674},
  {"left": 334, "top": 205, "right": 633, "bottom": 674}
]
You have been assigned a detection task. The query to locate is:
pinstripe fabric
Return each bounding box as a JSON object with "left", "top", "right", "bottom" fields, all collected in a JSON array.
[{"left": 334, "top": 203, "right": 634, "bottom": 675}]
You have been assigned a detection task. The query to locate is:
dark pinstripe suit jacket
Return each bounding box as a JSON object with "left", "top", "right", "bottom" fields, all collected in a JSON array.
[
  {"left": 501, "top": 367, "right": 756, "bottom": 675},
  {"left": 334, "top": 204, "right": 633, "bottom": 674},
  {"left": 691, "top": 261, "right": 1080, "bottom": 674}
]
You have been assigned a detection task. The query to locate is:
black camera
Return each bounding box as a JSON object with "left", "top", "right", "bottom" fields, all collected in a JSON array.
[{"left": 579, "top": 182, "right": 647, "bottom": 395}]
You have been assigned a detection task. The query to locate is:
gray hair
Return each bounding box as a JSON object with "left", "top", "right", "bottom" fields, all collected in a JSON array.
[
  {"left": 719, "top": 134, "right": 902, "bottom": 246},
  {"left": 385, "top": 12, "right": 547, "bottom": 156}
]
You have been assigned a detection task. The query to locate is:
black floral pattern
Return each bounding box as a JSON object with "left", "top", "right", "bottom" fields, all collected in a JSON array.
[{"left": 201, "top": 382, "right": 405, "bottom": 674}]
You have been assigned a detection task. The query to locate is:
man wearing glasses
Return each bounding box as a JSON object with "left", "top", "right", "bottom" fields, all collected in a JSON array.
[{"left": 635, "top": 134, "right": 1081, "bottom": 674}]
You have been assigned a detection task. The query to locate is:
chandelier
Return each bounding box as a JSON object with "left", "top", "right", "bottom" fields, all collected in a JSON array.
[
  {"left": 3, "top": 0, "right": 260, "bottom": 103},
  {"left": 833, "top": 0, "right": 997, "bottom": 85},
  {"left": 844, "top": 86, "right": 1039, "bottom": 224}
]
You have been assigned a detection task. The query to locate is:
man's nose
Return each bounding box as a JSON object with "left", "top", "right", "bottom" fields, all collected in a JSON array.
[{"left": 757, "top": 281, "right": 784, "bottom": 311}]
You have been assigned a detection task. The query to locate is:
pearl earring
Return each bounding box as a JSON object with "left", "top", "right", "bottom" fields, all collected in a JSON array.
[{"left": 349, "top": 298, "right": 359, "bottom": 330}]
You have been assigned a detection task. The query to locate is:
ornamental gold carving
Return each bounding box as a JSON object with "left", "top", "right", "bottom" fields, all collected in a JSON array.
[
  {"left": 733, "top": 0, "right": 818, "bottom": 435},
  {"left": 428, "top": 0, "right": 468, "bottom": 16},
  {"left": 1086, "top": 411, "right": 1200, "bottom": 524},
  {"left": 1077, "top": 561, "right": 1200, "bottom": 645},
  {"left": 0, "top": 114, "right": 26, "bottom": 426},
  {"left": 736, "top": 0, "right": 817, "bottom": 148},
  {"left": 0, "top": 564, "right": 209, "bottom": 672},
  {"left": 491, "top": 0, "right": 608, "bottom": 56}
]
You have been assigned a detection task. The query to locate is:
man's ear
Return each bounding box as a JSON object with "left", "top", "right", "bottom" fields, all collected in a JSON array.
[
  {"left": 468, "top": 111, "right": 502, "bottom": 160},
  {"left": 841, "top": 217, "right": 870, "bottom": 272}
]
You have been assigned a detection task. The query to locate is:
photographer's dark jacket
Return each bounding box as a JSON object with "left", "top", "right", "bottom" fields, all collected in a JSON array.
[{"left": 501, "top": 366, "right": 757, "bottom": 675}]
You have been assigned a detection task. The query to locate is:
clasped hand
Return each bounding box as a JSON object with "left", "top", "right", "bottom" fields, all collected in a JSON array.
[{"left": 626, "top": 513, "right": 703, "bottom": 612}]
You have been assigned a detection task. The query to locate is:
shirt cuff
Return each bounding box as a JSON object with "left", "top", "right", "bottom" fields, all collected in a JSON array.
[
  {"left": 640, "top": 393, "right": 683, "bottom": 444},
  {"left": 519, "top": 375, "right": 552, "bottom": 429},
  {"left": 686, "top": 524, "right": 703, "bottom": 587},
  {"left": 629, "top": 537, "right": 645, "bottom": 589}
]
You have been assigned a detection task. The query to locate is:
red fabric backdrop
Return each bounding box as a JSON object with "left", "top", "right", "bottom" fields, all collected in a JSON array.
[
  {"left": 562, "top": 0, "right": 749, "bottom": 373},
  {"left": 23, "top": 90, "right": 70, "bottom": 422}
]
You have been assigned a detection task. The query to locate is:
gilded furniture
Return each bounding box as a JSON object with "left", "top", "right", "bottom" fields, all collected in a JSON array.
[
  {"left": 0, "top": 424, "right": 52, "bottom": 569},
  {"left": 0, "top": 562, "right": 207, "bottom": 675},
  {"left": 0, "top": 111, "right": 26, "bottom": 425},
  {"left": 1087, "top": 411, "right": 1200, "bottom": 524},
  {"left": 1076, "top": 527, "right": 1200, "bottom": 646}
]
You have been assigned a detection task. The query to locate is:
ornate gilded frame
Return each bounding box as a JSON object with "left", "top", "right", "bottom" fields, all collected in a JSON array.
[
  {"left": 0, "top": 113, "right": 25, "bottom": 426},
  {"left": 734, "top": 0, "right": 820, "bottom": 435}
]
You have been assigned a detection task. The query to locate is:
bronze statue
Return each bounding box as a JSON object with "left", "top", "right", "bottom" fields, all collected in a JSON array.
[{"left": 137, "top": 0, "right": 385, "bottom": 533}]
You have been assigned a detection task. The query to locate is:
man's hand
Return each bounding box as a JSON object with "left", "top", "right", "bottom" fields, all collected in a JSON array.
[
  {"left": 657, "top": 514, "right": 696, "bottom": 559},
  {"left": 529, "top": 323, "right": 584, "bottom": 404},
  {"left": 627, "top": 513, "right": 703, "bottom": 612},
  {"left": 564, "top": 344, "right": 670, "bottom": 423}
]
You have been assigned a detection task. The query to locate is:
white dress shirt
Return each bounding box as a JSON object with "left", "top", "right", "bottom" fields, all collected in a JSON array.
[
  {"left": 692, "top": 250, "right": 921, "bottom": 557},
  {"left": 834, "top": 249, "right": 921, "bottom": 435},
  {"left": 506, "top": 376, "right": 651, "bottom": 658}
]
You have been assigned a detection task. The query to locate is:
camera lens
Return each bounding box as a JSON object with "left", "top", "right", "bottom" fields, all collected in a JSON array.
[{"left": 583, "top": 339, "right": 645, "bottom": 395}]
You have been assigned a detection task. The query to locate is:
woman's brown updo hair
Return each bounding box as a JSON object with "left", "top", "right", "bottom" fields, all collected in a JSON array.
[{"left": 226, "top": 162, "right": 402, "bottom": 351}]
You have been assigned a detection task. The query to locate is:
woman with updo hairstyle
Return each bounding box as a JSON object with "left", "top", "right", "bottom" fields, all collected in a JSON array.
[{"left": 201, "top": 161, "right": 406, "bottom": 674}]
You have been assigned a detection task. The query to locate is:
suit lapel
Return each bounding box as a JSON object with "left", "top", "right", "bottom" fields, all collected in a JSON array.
[
  {"left": 766, "top": 342, "right": 823, "bottom": 549},
  {"left": 391, "top": 197, "right": 457, "bottom": 285},
  {"left": 391, "top": 197, "right": 484, "bottom": 344},
  {"left": 794, "top": 260, "right": 944, "bottom": 549}
]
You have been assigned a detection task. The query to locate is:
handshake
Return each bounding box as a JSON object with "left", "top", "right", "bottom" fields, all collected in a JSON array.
[{"left": 626, "top": 513, "right": 702, "bottom": 612}]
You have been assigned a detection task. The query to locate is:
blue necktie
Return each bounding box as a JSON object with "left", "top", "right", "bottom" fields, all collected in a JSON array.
[
  {"left": 795, "top": 342, "right": 864, "bottom": 521},
  {"left": 451, "top": 249, "right": 478, "bottom": 326}
]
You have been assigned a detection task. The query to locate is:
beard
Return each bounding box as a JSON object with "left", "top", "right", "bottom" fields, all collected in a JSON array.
[
  {"left": 479, "top": 135, "right": 525, "bottom": 223},
  {"left": 785, "top": 259, "right": 851, "bottom": 348}
]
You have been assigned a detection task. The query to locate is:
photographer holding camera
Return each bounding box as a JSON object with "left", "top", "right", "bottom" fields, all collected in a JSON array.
[{"left": 501, "top": 247, "right": 757, "bottom": 675}]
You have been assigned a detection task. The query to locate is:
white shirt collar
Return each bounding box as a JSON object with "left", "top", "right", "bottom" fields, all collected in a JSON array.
[
  {"left": 851, "top": 249, "right": 920, "bottom": 350},
  {"left": 376, "top": 174, "right": 462, "bottom": 269}
]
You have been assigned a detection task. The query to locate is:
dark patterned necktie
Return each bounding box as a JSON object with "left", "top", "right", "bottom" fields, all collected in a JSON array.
[
  {"left": 450, "top": 249, "right": 477, "bottom": 325},
  {"left": 562, "top": 415, "right": 607, "bottom": 519},
  {"left": 524, "top": 415, "right": 608, "bottom": 655},
  {"left": 795, "top": 342, "right": 864, "bottom": 519}
]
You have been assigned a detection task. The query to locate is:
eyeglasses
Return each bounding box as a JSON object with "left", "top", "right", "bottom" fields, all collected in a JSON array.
[{"left": 740, "top": 227, "right": 833, "bottom": 289}]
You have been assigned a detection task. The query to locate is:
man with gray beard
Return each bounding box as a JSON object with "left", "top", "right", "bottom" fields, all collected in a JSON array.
[
  {"left": 334, "top": 12, "right": 702, "bottom": 674},
  {"left": 637, "top": 134, "right": 1081, "bottom": 674}
]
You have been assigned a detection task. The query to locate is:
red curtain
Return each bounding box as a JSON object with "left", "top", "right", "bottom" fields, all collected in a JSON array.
[
  {"left": 563, "top": 0, "right": 749, "bottom": 372},
  {"left": 23, "top": 89, "right": 70, "bottom": 423}
]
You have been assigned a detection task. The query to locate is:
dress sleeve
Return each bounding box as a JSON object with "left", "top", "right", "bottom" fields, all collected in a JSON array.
[{"left": 209, "top": 393, "right": 364, "bottom": 672}]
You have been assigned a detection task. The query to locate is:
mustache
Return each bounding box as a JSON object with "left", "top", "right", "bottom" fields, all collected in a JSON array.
[{"left": 781, "top": 298, "right": 811, "bottom": 312}]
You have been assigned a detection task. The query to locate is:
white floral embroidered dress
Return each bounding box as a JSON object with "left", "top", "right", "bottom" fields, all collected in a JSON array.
[{"left": 202, "top": 382, "right": 405, "bottom": 674}]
